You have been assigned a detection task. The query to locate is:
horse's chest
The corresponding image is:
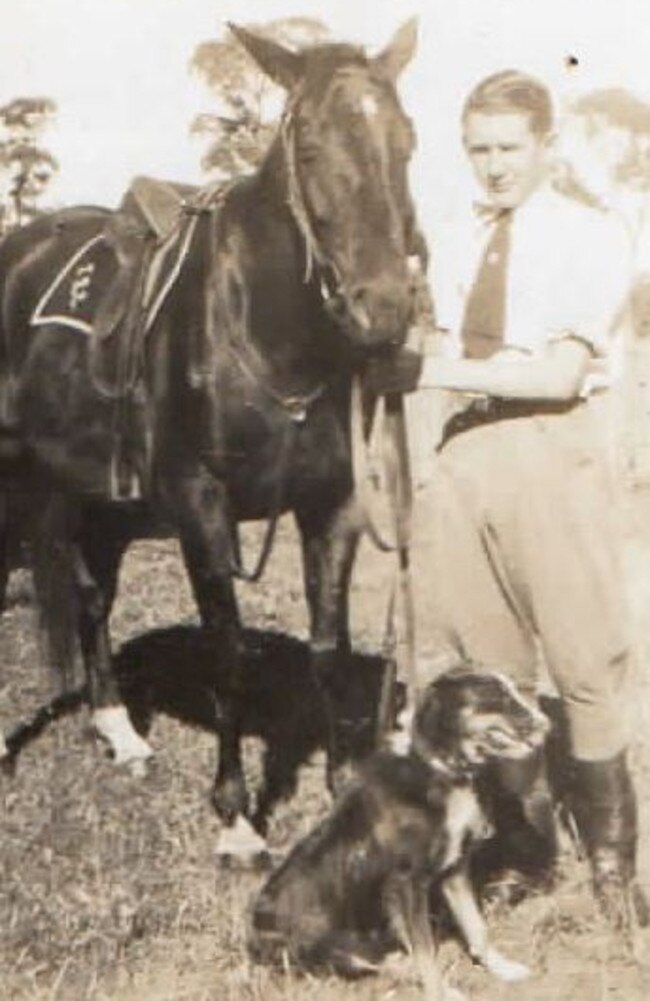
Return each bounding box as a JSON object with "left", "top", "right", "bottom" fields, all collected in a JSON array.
[
  {"left": 440, "top": 786, "right": 487, "bottom": 871},
  {"left": 226, "top": 407, "right": 349, "bottom": 512}
]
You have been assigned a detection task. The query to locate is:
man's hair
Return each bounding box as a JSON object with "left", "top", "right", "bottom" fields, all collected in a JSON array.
[{"left": 462, "top": 70, "right": 554, "bottom": 136}]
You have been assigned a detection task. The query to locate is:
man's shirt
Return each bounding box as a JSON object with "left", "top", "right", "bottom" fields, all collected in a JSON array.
[{"left": 429, "top": 183, "right": 632, "bottom": 391}]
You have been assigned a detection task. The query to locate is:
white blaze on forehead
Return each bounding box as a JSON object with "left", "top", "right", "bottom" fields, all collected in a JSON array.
[{"left": 360, "top": 93, "right": 379, "bottom": 119}]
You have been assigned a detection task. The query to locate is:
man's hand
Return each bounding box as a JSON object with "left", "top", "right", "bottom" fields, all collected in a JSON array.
[{"left": 363, "top": 347, "right": 424, "bottom": 396}]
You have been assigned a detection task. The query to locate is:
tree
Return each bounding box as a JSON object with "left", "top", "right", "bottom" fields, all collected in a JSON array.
[
  {"left": 571, "top": 89, "right": 650, "bottom": 190},
  {"left": 189, "top": 17, "right": 329, "bottom": 178},
  {"left": 0, "top": 97, "right": 58, "bottom": 234}
]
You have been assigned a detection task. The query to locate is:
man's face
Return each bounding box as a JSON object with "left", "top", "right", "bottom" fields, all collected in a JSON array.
[{"left": 463, "top": 110, "right": 551, "bottom": 209}]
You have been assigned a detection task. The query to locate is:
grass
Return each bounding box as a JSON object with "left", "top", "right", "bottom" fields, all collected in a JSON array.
[{"left": 2, "top": 508, "right": 650, "bottom": 1000}]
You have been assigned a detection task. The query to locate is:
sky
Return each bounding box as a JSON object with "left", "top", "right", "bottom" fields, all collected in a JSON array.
[{"left": 2, "top": 0, "right": 650, "bottom": 225}]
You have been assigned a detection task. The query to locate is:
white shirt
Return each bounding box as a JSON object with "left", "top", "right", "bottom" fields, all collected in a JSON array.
[{"left": 429, "top": 184, "right": 632, "bottom": 389}]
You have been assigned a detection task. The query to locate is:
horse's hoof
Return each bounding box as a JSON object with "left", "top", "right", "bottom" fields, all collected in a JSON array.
[
  {"left": 92, "top": 706, "right": 154, "bottom": 765},
  {"left": 215, "top": 816, "right": 271, "bottom": 869},
  {"left": 127, "top": 758, "right": 150, "bottom": 780}
]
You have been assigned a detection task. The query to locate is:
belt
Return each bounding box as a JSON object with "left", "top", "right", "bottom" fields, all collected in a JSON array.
[{"left": 438, "top": 395, "right": 581, "bottom": 449}]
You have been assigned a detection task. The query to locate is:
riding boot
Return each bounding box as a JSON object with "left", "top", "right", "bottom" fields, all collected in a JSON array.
[
  {"left": 539, "top": 696, "right": 579, "bottom": 847},
  {"left": 570, "top": 752, "right": 650, "bottom": 932}
]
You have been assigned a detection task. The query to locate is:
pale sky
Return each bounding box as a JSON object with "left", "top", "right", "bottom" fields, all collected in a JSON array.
[{"left": 2, "top": 0, "right": 650, "bottom": 226}]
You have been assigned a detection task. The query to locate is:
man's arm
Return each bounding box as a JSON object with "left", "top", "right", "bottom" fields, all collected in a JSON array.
[
  {"left": 365, "top": 337, "right": 592, "bottom": 402},
  {"left": 419, "top": 337, "right": 592, "bottom": 401}
]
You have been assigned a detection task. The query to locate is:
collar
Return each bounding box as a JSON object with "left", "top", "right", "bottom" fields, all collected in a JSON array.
[{"left": 472, "top": 181, "right": 560, "bottom": 227}]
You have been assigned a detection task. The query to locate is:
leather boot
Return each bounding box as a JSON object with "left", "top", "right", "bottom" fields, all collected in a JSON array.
[
  {"left": 539, "top": 696, "right": 578, "bottom": 846},
  {"left": 570, "top": 752, "right": 650, "bottom": 932}
]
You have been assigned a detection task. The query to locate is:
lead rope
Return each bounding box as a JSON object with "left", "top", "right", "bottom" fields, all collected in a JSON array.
[
  {"left": 378, "top": 389, "right": 418, "bottom": 746},
  {"left": 350, "top": 374, "right": 418, "bottom": 746}
]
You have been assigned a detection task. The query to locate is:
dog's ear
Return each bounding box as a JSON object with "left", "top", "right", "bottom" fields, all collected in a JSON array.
[{"left": 412, "top": 684, "right": 445, "bottom": 756}]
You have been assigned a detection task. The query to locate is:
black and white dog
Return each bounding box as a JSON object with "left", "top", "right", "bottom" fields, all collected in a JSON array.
[{"left": 248, "top": 665, "right": 550, "bottom": 999}]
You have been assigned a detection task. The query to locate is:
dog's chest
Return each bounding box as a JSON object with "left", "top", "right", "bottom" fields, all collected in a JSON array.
[{"left": 440, "top": 785, "right": 486, "bottom": 870}]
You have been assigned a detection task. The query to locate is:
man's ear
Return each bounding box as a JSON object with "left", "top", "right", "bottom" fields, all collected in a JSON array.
[{"left": 228, "top": 23, "right": 304, "bottom": 90}]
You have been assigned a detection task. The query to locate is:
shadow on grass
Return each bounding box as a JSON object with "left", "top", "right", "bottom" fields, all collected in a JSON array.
[{"left": 3, "top": 625, "right": 402, "bottom": 832}]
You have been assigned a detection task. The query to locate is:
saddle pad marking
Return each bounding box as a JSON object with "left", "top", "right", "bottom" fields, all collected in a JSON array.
[{"left": 32, "top": 234, "right": 105, "bottom": 335}]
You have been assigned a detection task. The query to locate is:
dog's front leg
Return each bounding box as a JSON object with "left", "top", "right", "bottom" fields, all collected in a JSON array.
[
  {"left": 385, "top": 872, "right": 464, "bottom": 1001},
  {"left": 440, "top": 864, "right": 530, "bottom": 982}
]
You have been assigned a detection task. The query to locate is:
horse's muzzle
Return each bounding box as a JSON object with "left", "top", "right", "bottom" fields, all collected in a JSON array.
[{"left": 338, "top": 277, "right": 414, "bottom": 349}]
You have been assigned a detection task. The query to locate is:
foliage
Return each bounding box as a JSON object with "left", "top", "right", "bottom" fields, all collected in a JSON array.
[
  {"left": 189, "top": 18, "right": 329, "bottom": 178},
  {"left": 0, "top": 97, "right": 58, "bottom": 234},
  {"left": 562, "top": 88, "right": 650, "bottom": 196}
]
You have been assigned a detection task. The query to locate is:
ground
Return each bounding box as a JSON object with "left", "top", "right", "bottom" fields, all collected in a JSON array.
[{"left": 2, "top": 482, "right": 650, "bottom": 1001}]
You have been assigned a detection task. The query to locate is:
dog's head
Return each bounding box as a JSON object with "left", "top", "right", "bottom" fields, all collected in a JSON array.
[{"left": 412, "top": 666, "right": 550, "bottom": 770}]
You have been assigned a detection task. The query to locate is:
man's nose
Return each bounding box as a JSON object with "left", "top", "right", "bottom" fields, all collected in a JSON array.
[{"left": 486, "top": 150, "right": 506, "bottom": 177}]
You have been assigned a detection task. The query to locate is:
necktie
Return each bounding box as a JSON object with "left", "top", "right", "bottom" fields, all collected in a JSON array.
[{"left": 461, "top": 211, "right": 512, "bottom": 359}]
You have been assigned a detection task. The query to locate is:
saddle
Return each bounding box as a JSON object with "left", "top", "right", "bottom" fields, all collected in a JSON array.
[
  {"left": 29, "top": 176, "right": 225, "bottom": 499},
  {"left": 91, "top": 176, "right": 202, "bottom": 384}
]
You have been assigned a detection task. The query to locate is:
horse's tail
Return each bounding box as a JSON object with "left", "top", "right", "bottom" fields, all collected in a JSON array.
[{"left": 30, "top": 493, "right": 81, "bottom": 693}]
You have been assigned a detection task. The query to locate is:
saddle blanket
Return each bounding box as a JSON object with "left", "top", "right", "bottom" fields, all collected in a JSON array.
[{"left": 31, "top": 216, "right": 198, "bottom": 337}]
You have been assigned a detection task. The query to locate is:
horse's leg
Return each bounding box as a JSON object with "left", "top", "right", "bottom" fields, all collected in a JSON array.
[
  {"left": 170, "top": 473, "right": 267, "bottom": 860},
  {"left": 0, "top": 494, "right": 11, "bottom": 615},
  {"left": 76, "top": 509, "right": 153, "bottom": 764},
  {"left": 296, "top": 495, "right": 363, "bottom": 792},
  {"left": 0, "top": 494, "right": 11, "bottom": 758}
]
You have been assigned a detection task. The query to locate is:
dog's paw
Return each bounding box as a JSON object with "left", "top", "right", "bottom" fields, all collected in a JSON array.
[
  {"left": 441, "top": 985, "right": 468, "bottom": 1001},
  {"left": 482, "top": 946, "right": 531, "bottom": 982}
]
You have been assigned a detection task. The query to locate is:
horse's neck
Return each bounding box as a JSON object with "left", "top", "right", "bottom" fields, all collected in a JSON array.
[{"left": 232, "top": 163, "right": 342, "bottom": 393}]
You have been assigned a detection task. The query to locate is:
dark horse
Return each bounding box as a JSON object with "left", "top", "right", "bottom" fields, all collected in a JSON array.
[{"left": 0, "top": 22, "right": 420, "bottom": 855}]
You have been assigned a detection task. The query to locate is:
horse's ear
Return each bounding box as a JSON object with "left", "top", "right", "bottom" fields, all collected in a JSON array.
[
  {"left": 373, "top": 18, "right": 418, "bottom": 81},
  {"left": 228, "top": 23, "right": 304, "bottom": 91}
]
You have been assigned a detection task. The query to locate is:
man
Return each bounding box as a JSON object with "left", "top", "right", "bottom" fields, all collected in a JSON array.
[{"left": 368, "top": 70, "right": 647, "bottom": 931}]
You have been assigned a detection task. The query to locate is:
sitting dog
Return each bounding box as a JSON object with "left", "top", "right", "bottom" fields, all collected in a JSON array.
[{"left": 248, "top": 665, "right": 550, "bottom": 999}]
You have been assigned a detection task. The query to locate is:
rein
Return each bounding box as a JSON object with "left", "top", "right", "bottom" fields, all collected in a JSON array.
[
  {"left": 280, "top": 91, "right": 420, "bottom": 726},
  {"left": 216, "top": 88, "right": 339, "bottom": 583},
  {"left": 279, "top": 89, "right": 344, "bottom": 310},
  {"left": 227, "top": 351, "right": 325, "bottom": 584},
  {"left": 350, "top": 377, "right": 418, "bottom": 744}
]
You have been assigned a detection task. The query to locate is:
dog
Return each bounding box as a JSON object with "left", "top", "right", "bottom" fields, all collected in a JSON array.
[{"left": 248, "top": 665, "right": 550, "bottom": 999}]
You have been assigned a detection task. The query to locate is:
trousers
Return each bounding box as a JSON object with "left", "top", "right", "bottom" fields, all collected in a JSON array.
[{"left": 414, "top": 397, "right": 635, "bottom": 761}]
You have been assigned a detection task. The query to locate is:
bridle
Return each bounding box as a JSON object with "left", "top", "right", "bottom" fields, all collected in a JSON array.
[
  {"left": 279, "top": 74, "right": 419, "bottom": 729},
  {"left": 223, "top": 70, "right": 418, "bottom": 707},
  {"left": 279, "top": 84, "right": 343, "bottom": 300}
]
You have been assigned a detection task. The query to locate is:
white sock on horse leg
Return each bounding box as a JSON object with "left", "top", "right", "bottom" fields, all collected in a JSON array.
[{"left": 92, "top": 705, "right": 153, "bottom": 764}]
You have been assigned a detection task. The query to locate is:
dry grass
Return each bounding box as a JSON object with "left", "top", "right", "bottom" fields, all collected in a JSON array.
[{"left": 2, "top": 507, "right": 650, "bottom": 1001}]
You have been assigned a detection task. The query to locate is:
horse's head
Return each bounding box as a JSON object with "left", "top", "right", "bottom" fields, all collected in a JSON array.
[{"left": 229, "top": 21, "right": 420, "bottom": 352}]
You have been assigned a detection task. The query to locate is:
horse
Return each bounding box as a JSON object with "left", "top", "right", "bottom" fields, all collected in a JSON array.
[{"left": 0, "top": 21, "right": 420, "bottom": 857}]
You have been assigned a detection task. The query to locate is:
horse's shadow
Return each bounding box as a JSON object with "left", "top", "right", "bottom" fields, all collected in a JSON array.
[{"left": 4, "top": 625, "right": 400, "bottom": 834}]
